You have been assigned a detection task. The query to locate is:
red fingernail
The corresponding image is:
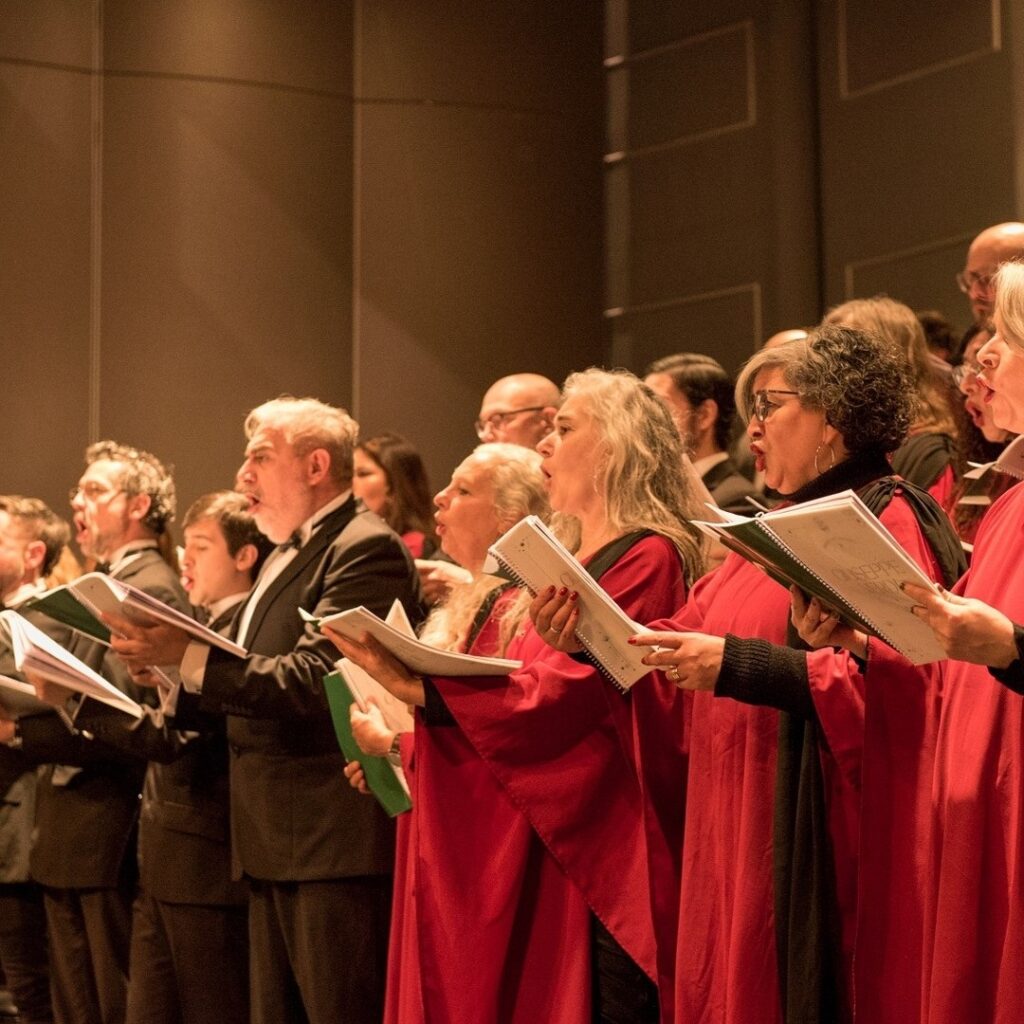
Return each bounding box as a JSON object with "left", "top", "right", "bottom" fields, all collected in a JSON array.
[
  {"left": 628, "top": 637, "right": 637, "bottom": 645},
  {"left": 558, "top": 587, "right": 568, "bottom": 597},
  {"left": 569, "top": 591, "right": 578, "bottom": 601},
  {"left": 546, "top": 585, "right": 556, "bottom": 596}
]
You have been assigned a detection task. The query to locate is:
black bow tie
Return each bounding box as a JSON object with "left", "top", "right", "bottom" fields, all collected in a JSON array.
[{"left": 277, "top": 531, "right": 303, "bottom": 553}]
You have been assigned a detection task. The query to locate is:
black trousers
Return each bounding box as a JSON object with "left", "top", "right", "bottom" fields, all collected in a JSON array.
[
  {"left": 591, "top": 916, "right": 659, "bottom": 1024},
  {"left": 248, "top": 877, "right": 391, "bottom": 1024},
  {"left": 125, "top": 891, "right": 249, "bottom": 1024},
  {"left": 0, "top": 883, "right": 52, "bottom": 1024},
  {"left": 43, "top": 885, "right": 133, "bottom": 1024}
]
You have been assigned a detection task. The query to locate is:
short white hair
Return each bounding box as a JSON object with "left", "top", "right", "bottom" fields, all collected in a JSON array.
[{"left": 244, "top": 396, "right": 358, "bottom": 485}]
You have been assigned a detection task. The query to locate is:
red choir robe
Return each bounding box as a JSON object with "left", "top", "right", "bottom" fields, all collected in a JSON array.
[
  {"left": 660, "top": 493, "right": 946, "bottom": 1024},
  {"left": 385, "top": 586, "right": 563, "bottom": 1024},
  {"left": 656, "top": 554, "right": 790, "bottom": 1024},
  {"left": 922, "top": 482, "right": 1024, "bottom": 1024},
  {"left": 428, "top": 534, "right": 688, "bottom": 1023},
  {"left": 804, "top": 496, "right": 943, "bottom": 1024}
]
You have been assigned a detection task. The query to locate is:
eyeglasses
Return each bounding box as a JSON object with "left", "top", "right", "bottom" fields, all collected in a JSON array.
[
  {"left": 951, "top": 360, "right": 982, "bottom": 387},
  {"left": 752, "top": 389, "right": 800, "bottom": 424},
  {"left": 69, "top": 484, "right": 124, "bottom": 504},
  {"left": 956, "top": 270, "right": 995, "bottom": 295},
  {"left": 474, "top": 406, "right": 546, "bottom": 439}
]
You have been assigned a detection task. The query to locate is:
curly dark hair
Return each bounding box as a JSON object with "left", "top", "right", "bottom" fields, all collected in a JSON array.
[
  {"left": 85, "top": 441, "right": 176, "bottom": 534},
  {"left": 736, "top": 324, "right": 913, "bottom": 454}
]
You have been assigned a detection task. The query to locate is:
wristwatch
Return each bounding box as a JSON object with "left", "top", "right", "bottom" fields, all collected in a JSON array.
[{"left": 385, "top": 733, "right": 402, "bottom": 766}]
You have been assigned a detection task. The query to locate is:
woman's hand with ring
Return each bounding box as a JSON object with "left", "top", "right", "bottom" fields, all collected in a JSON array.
[
  {"left": 529, "top": 586, "right": 582, "bottom": 653},
  {"left": 629, "top": 630, "right": 725, "bottom": 690}
]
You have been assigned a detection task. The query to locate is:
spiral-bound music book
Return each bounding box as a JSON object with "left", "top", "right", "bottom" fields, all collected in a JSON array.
[
  {"left": 692, "top": 489, "right": 947, "bottom": 665},
  {"left": 484, "top": 516, "right": 653, "bottom": 690}
]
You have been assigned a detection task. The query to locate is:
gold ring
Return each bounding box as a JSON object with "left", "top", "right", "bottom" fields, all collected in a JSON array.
[{"left": 667, "top": 665, "right": 681, "bottom": 683}]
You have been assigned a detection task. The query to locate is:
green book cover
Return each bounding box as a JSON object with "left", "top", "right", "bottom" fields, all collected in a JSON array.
[
  {"left": 22, "top": 587, "right": 111, "bottom": 644},
  {"left": 324, "top": 670, "right": 412, "bottom": 818}
]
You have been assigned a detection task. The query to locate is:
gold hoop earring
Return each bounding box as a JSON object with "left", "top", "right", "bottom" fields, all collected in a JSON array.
[{"left": 814, "top": 441, "right": 836, "bottom": 476}]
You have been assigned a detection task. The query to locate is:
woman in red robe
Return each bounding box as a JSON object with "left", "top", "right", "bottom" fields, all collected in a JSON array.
[
  {"left": 343, "top": 442, "right": 550, "bottom": 1023},
  {"left": 901, "top": 261, "right": 1024, "bottom": 1024},
  {"left": 625, "top": 325, "right": 963, "bottom": 1024},
  {"left": 330, "top": 368, "right": 707, "bottom": 1023}
]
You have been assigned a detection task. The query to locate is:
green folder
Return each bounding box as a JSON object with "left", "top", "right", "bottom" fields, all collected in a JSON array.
[
  {"left": 22, "top": 586, "right": 111, "bottom": 644},
  {"left": 324, "top": 670, "right": 412, "bottom": 818}
]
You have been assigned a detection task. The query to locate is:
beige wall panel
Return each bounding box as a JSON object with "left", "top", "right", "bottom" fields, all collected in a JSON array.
[
  {"left": 1, "top": 0, "right": 95, "bottom": 67},
  {"left": 102, "top": 0, "right": 353, "bottom": 93},
  {"left": 357, "top": 1, "right": 602, "bottom": 112},
  {"left": 354, "top": 1, "right": 604, "bottom": 489},
  {"left": 0, "top": 59, "right": 92, "bottom": 515},
  {"left": 354, "top": 101, "right": 603, "bottom": 488},
  {"left": 610, "top": 284, "right": 762, "bottom": 375},
  {"left": 98, "top": 75, "right": 354, "bottom": 511}
]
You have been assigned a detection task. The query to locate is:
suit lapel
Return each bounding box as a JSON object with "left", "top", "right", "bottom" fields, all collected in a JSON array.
[
  {"left": 111, "top": 548, "right": 161, "bottom": 583},
  {"left": 701, "top": 458, "right": 735, "bottom": 491},
  {"left": 243, "top": 498, "right": 358, "bottom": 645}
]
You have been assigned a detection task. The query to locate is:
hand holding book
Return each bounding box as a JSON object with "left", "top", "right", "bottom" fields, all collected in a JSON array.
[
  {"left": 323, "top": 628, "right": 427, "bottom": 708},
  {"left": 529, "top": 585, "right": 583, "bottom": 653},
  {"left": 902, "top": 581, "right": 1017, "bottom": 668},
  {"left": 790, "top": 586, "right": 868, "bottom": 659}
]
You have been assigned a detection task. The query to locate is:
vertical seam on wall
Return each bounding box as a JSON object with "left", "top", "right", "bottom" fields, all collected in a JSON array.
[
  {"left": 350, "top": 0, "right": 363, "bottom": 421},
  {"left": 88, "top": 0, "right": 104, "bottom": 442}
]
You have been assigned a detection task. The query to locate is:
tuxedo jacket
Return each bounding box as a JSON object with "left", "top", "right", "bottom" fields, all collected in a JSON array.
[
  {"left": 81, "top": 604, "right": 246, "bottom": 907},
  {"left": 194, "top": 497, "right": 423, "bottom": 883},
  {"left": 702, "top": 457, "right": 759, "bottom": 516},
  {"left": 20, "top": 548, "right": 189, "bottom": 889},
  {"left": 0, "top": 606, "right": 74, "bottom": 883}
]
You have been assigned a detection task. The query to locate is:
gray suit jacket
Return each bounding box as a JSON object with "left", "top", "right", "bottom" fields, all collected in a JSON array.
[{"left": 21, "top": 548, "right": 189, "bottom": 889}]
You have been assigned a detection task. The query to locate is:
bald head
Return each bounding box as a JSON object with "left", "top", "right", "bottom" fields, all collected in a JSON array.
[
  {"left": 762, "top": 328, "right": 809, "bottom": 350},
  {"left": 962, "top": 222, "right": 1024, "bottom": 323},
  {"left": 476, "top": 373, "right": 560, "bottom": 448}
]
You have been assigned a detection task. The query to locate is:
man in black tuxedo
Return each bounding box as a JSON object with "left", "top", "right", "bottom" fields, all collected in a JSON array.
[
  {"left": 7, "top": 443, "right": 188, "bottom": 1024},
  {"left": 0, "top": 495, "right": 75, "bottom": 1024},
  {"left": 110, "top": 398, "right": 423, "bottom": 1024}
]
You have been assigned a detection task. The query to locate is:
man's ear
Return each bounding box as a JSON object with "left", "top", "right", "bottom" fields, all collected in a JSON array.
[
  {"left": 126, "top": 493, "right": 152, "bottom": 524},
  {"left": 306, "top": 448, "right": 331, "bottom": 486},
  {"left": 695, "top": 399, "right": 718, "bottom": 435},
  {"left": 23, "top": 539, "right": 47, "bottom": 575},
  {"left": 234, "top": 543, "right": 259, "bottom": 574}
]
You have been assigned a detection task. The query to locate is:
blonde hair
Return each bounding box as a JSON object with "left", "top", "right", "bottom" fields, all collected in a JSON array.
[
  {"left": 995, "top": 261, "right": 1024, "bottom": 347},
  {"left": 244, "top": 396, "right": 358, "bottom": 486},
  {"left": 550, "top": 368, "right": 706, "bottom": 579},
  {"left": 823, "top": 296, "right": 957, "bottom": 436},
  {"left": 418, "top": 444, "right": 549, "bottom": 655}
]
